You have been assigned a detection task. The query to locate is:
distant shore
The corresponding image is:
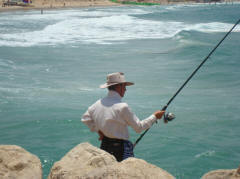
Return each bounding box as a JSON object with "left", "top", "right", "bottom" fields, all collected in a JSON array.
[
  {"left": 0, "top": 0, "right": 239, "bottom": 12},
  {"left": 0, "top": 0, "right": 120, "bottom": 12}
]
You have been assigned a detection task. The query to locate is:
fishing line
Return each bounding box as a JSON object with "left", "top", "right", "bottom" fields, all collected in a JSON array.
[{"left": 133, "top": 18, "right": 240, "bottom": 148}]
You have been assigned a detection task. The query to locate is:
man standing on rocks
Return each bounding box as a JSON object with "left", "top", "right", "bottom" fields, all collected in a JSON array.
[{"left": 82, "top": 72, "right": 165, "bottom": 162}]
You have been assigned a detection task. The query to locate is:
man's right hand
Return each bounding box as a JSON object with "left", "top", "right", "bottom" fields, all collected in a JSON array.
[{"left": 154, "top": 110, "right": 165, "bottom": 119}]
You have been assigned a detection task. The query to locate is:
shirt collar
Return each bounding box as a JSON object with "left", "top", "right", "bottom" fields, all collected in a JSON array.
[{"left": 107, "top": 90, "right": 122, "bottom": 100}]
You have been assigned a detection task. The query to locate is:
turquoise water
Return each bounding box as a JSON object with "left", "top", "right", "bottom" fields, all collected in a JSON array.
[{"left": 0, "top": 3, "right": 240, "bottom": 178}]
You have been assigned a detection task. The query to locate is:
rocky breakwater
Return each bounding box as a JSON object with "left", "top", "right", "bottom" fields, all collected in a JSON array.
[
  {"left": 1, "top": 143, "right": 239, "bottom": 178},
  {"left": 202, "top": 166, "right": 240, "bottom": 179},
  {"left": 0, "top": 145, "right": 42, "bottom": 179},
  {"left": 48, "top": 142, "right": 175, "bottom": 179}
]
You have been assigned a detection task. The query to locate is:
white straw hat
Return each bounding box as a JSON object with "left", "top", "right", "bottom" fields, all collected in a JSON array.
[{"left": 100, "top": 72, "right": 134, "bottom": 89}]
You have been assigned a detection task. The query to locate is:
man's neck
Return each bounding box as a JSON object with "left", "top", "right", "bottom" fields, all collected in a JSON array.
[{"left": 108, "top": 90, "right": 122, "bottom": 99}]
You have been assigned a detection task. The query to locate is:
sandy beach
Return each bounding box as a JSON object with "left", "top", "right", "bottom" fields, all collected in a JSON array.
[
  {"left": 0, "top": 0, "right": 120, "bottom": 12},
  {"left": 1, "top": 0, "right": 239, "bottom": 12}
]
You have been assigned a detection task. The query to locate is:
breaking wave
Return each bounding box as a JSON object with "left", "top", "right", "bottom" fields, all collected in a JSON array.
[
  {"left": 0, "top": 8, "right": 239, "bottom": 47},
  {"left": 195, "top": 150, "right": 216, "bottom": 158}
]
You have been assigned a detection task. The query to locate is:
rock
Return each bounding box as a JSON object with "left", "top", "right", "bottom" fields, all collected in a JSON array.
[
  {"left": 48, "top": 142, "right": 116, "bottom": 179},
  {"left": 237, "top": 166, "right": 240, "bottom": 174},
  {"left": 0, "top": 145, "right": 42, "bottom": 179},
  {"left": 83, "top": 157, "right": 175, "bottom": 179},
  {"left": 202, "top": 167, "right": 240, "bottom": 179},
  {"left": 48, "top": 142, "right": 175, "bottom": 179}
]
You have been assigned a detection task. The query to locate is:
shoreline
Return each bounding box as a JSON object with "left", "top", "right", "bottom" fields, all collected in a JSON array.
[
  {"left": 0, "top": 0, "right": 121, "bottom": 12},
  {"left": 0, "top": 0, "right": 239, "bottom": 12}
]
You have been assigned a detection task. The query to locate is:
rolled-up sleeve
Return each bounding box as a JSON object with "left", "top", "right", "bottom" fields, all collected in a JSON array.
[
  {"left": 81, "top": 108, "right": 98, "bottom": 132},
  {"left": 121, "top": 104, "right": 157, "bottom": 133}
]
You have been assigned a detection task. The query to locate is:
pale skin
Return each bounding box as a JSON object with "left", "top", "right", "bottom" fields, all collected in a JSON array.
[{"left": 98, "top": 83, "right": 165, "bottom": 140}]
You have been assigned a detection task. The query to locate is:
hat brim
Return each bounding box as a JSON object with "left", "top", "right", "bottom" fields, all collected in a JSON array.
[{"left": 99, "top": 82, "right": 134, "bottom": 89}]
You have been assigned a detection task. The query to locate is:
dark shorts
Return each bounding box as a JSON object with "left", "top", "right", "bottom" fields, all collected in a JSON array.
[{"left": 100, "top": 136, "right": 134, "bottom": 162}]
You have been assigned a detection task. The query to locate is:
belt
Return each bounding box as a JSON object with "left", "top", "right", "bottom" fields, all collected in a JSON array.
[{"left": 102, "top": 136, "right": 124, "bottom": 143}]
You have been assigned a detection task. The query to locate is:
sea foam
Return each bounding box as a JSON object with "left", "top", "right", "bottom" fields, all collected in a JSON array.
[
  {"left": 0, "top": 8, "right": 239, "bottom": 47},
  {"left": 195, "top": 150, "right": 216, "bottom": 158}
]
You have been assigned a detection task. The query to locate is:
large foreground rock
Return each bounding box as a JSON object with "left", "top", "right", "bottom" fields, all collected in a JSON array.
[
  {"left": 48, "top": 142, "right": 175, "bottom": 179},
  {"left": 202, "top": 166, "right": 240, "bottom": 179},
  {"left": 0, "top": 145, "right": 42, "bottom": 179},
  {"left": 82, "top": 157, "right": 175, "bottom": 178}
]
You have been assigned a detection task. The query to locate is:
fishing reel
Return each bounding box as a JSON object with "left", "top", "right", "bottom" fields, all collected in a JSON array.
[{"left": 163, "top": 112, "right": 175, "bottom": 123}]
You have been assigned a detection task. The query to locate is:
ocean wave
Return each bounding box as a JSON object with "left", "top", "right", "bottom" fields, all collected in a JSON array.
[
  {"left": 195, "top": 150, "right": 215, "bottom": 158},
  {"left": 0, "top": 59, "right": 15, "bottom": 69},
  {"left": 0, "top": 87, "right": 25, "bottom": 94},
  {"left": 0, "top": 12, "right": 239, "bottom": 47},
  {"left": 164, "top": 2, "right": 237, "bottom": 11},
  {"left": 185, "top": 22, "right": 240, "bottom": 33},
  {"left": 0, "top": 7, "right": 150, "bottom": 21},
  {"left": 77, "top": 87, "right": 94, "bottom": 92}
]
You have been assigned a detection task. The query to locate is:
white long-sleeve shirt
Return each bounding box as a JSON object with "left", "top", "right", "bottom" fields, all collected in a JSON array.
[{"left": 81, "top": 90, "right": 157, "bottom": 140}]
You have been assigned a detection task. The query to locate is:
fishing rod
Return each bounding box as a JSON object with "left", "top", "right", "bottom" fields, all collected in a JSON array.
[{"left": 133, "top": 18, "right": 240, "bottom": 148}]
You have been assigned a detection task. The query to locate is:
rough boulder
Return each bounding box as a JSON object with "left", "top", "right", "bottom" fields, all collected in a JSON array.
[
  {"left": 48, "top": 142, "right": 175, "bottom": 179},
  {"left": 202, "top": 166, "right": 240, "bottom": 179},
  {"left": 0, "top": 145, "right": 42, "bottom": 179}
]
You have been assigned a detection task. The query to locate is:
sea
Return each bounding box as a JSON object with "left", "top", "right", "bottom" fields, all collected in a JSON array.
[{"left": 0, "top": 3, "right": 240, "bottom": 178}]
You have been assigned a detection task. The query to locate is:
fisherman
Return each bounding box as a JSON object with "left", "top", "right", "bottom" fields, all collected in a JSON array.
[{"left": 81, "top": 72, "right": 165, "bottom": 162}]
